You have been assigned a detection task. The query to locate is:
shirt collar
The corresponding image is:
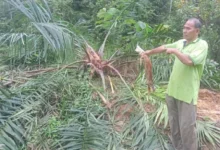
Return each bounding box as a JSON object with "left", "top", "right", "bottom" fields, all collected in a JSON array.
[
  {"left": 183, "top": 38, "right": 200, "bottom": 45},
  {"left": 192, "top": 38, "right": 199, "bottom": 43}
]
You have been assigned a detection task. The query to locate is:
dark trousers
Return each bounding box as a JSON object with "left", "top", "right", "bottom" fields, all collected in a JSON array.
[{"left": 166, "top": 95, "right": 197, "bottom": 150}]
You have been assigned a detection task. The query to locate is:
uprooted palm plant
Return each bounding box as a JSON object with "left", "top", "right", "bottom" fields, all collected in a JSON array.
[{"left": 81, "top": 41, "right": 118, "bottom": 90}]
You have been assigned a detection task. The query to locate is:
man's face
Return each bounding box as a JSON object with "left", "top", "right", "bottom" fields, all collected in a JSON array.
[{"left": 183, "top": 20, "right": 199, "bottom": 42}]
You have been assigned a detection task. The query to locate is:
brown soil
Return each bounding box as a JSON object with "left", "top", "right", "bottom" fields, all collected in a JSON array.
[{"left": 197, "top": 89, "right": 220, "bottom": 122}]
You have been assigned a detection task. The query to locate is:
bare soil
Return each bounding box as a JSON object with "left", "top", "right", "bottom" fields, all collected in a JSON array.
[{"left": 197, "top": 89, "right": 220, "bottom": 122}]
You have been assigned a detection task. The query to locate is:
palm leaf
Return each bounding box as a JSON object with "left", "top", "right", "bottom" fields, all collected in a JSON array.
[
  {"left": 197, "top": 120, "right": 220, "bottom": 149},
  {"left": 153, "top": 103, "right": 169, "bottom": 128},
  {"left": 2, "top": 0, "right": 76, "bottom": 64},
  {"left": 54, "top": 112, "right": 120, "bottom": 150},
  {"left": 0, "top": 71, "right": 69, "bottom": 149},
  {"left": 32, "top": 22, "right": 72, "bottom": 49}
]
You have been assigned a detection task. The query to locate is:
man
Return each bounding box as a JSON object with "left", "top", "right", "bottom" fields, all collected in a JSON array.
[{"left": 140, "top": 18, "right": 208, "bottom": 150}]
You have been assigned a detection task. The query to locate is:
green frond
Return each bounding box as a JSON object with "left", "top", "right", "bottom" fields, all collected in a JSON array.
[
  {"left": 123, "top": 111, "right": 169, "bottom": 150},
  {"left": 2, "top": 0, "right": 78, "bottom": 65},
  {"left": 197, "top": 120, "right": 220, "bottom": 149},
  {"left": 153, "top": 103, "right": 169, "bottom": 128}
]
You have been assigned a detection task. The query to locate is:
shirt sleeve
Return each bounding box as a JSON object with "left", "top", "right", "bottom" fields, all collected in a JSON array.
[
  {"left": 164, "top": 40, "right": 182, "bottom": 49},
  {"left": 184, "top": 41, "right": 208, "bottom": 65},
  {"left": 164, "top": 40, "right": 183, "bottom": 59}
]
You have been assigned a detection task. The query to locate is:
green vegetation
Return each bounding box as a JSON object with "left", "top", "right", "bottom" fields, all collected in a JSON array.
[{"left": 0, "top": 0, "right": 219, "bottom": 150}]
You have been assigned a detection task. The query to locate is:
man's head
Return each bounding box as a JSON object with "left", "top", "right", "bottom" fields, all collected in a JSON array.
[{"left": 183, "top": 18, "right": 202, "bottom": 42}]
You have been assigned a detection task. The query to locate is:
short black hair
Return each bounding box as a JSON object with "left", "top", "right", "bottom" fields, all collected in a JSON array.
[{"left": 187, "top": 18, "right": 202, "bottom": 29}]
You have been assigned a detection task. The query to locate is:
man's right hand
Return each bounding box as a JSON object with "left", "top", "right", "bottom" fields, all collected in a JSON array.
[
  {"left": 140, "top": 51, "right": 151, "bottom": 58},
  {"left": 135, "top": 45, "right": 144, "bottom": 54}
]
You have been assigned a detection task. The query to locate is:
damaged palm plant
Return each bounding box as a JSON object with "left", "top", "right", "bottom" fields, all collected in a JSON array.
[
  {"left": 81, "top": 32, "right": 156, "bottom": 92},
  {"left": 135, "top": 45, "right": 155, "bottom": 93},
  {"left": 80, "top": 22, "right": 125, "bottom": 90}
]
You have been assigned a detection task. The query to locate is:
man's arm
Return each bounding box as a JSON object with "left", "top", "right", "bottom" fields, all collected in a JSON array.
[
  {"left": 166, "top": 48, "right": 193, "bottom": 66},
  {"left": 141, "top": 45, "right": 167, "bottom": 56},
  {"left": 141, "top": 46, "right": 193, "bottom": 66}
]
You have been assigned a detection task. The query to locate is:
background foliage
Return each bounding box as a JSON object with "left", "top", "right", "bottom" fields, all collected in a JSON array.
[{"left": 0, "top": 0, "right": 220, "bottom": 150}]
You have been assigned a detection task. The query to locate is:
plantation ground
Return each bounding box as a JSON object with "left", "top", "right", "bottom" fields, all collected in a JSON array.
[
  {"left": 198, "top": 89, "right": 220, "bottom": 150},
  {"left": 198, "top": 89, "right": 220, "bottom": 122}
]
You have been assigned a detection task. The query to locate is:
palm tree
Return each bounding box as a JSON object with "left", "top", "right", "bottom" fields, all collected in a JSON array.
[{"left": 0, "top": 0, "right": 76, "bottom": 66}]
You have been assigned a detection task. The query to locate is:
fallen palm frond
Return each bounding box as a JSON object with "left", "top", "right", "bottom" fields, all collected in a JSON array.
[
  {"left": 0, "top": 65, "right": 77, "bottom": 87},
  {"left": 122, "top": 111, "right": 169, "bottom": 150},
  {"left": 197, "top": 120, "right": 220, "bottom": 149},
  {"left": 0, "top": 90, "right": 45, "bottom": 150},
  {"left": 133, "top": 76, "right": 169, "bottom": 128},
  {"left": 153, "top": 103, "right": 169, "bottom": 128},
  {"left": 24, "top": 65, "right": 78, "bottom": 77},
  {"left": 0, "top": 70, "right": 70, "bottom": 150},
  {"left": 53, "top": 112, "right": 123, "bottom": 150}
]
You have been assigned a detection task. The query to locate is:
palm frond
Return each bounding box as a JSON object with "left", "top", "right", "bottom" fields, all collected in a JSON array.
[
  {"left": 133, "top": 79, "right": 169, "bottom": 128},
  {"left": 6, "top": 0, "right": 51, "bottom": 22},
  {"left": 197, "top": 120, "right": 220, "bottom": 149},
  {"left": 2, "top": 0, "right": 76, "bottom": 64},
  {"left": 153, "top": 103, "right": 169, "bottom": 128},
  {"left": 32, "top": 22, "right": 72, "bottom": 49},
  {"left": 0, "top": 70, "right": 70, "bottom": 149},
  {"left": 123, "top": 111, "right": 169, "bottom": 150},
  {"left": 6, "top": 0, "right": 73, "bottom": 49},
  {"left": 0, "top": 92, "right": 29, "bottom": 150},
  {"left": 56, "top": 124, "right": 106, "bottom": 150},
  {"left": 0, "top": 33, "right": 28, "bottom": 45},
  {"left": 54, "top": 112, "right": 122, "bottom": 150}
]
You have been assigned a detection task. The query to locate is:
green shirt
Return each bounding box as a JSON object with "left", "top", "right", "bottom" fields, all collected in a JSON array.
[{"left": 165, "top": 38, "right": 208, "bottom": 105}]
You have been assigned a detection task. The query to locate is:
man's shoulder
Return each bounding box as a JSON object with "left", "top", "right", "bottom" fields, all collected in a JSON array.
[
  {"left": 171, "top": 39, "right": 185, "bottom": 45},
  {"left": 176, "top": 39, "right": 186, "bottom": 43},
  {"left": 198, "top": 39, "right": 208, "bottom": 48}
]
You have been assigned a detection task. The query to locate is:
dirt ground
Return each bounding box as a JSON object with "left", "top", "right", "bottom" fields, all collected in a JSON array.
[
  {"left": 197, "top": 89, "right": 220, "bottom": 150},
  {"left": 112, "top": 88, "right": 220, "bottom": 126},
  {"left": 197, "top": 89, "right": 220, "bottom": 122},
  {"left": 143, "top": 88, "right": 220, "bottom": 123}
]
